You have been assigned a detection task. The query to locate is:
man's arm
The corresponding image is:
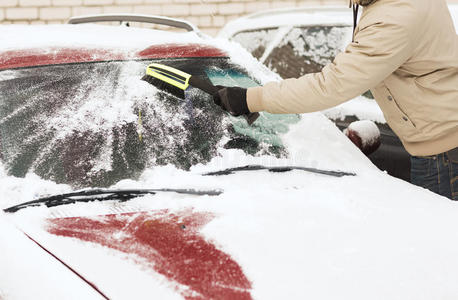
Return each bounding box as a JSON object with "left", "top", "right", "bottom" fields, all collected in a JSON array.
[{"left": 246, "top": 19, "right": 416, "bottom": 114}]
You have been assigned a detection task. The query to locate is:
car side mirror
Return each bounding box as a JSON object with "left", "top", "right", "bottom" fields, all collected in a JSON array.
[{"left": 343, "top": 120, "right": 381, "bottom": 156}]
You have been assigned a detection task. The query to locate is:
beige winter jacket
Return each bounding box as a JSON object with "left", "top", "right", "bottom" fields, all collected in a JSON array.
[{"left": 247, "top": 0, "right": 458, "bottom": 156}]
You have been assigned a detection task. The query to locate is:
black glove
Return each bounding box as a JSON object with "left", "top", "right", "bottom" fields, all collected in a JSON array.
[{"left": 213, "top": 86, "right": 250, "bottom": 116}]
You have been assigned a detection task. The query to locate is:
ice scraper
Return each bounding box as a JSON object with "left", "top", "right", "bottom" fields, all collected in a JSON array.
[{"left": 142, "top": 63, "right": 259, "bottom": 125}]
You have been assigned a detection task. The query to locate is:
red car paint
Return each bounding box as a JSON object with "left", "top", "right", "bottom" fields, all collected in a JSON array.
[
  {"left": 0, "top": 44, "right": 228, "bottom": 71},
  {"left": 47, "top": 210, "right": 252, "bottom": 300}
]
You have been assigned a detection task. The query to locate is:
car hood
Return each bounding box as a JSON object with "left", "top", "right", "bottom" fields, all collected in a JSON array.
[{"left": 3, "top": 164, "right": 458, "bottom": 300}]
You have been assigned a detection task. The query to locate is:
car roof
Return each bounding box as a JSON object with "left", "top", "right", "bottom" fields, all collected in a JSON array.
[
  {"left": 219, "top": 4, "right": 458, "bottom": 38},
  {"left": 0, "top": 22, "right": 228, "bottom": 70},
  {"left": 218, "top": 6, "right": 353, "bottom": 38}
]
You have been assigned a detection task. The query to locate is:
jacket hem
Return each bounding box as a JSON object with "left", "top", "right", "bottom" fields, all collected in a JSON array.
[{"left": 402, "top": 129, "right": 458, "bottom": 156}]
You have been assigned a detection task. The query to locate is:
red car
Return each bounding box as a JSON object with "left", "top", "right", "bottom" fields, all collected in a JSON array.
[{"left": 1, "top": 14, "right": 458, "bottom": 300}]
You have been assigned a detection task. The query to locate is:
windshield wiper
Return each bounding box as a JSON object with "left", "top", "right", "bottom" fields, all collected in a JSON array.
[
  {"left": 202, "top": 165, "right": 355, "bottom": 177},
  {"left": 3, "top": 188, "right": 223, "bottom": 213}
]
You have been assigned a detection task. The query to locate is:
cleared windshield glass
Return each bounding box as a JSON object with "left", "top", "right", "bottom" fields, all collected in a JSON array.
[{"left": 0, "top": 58, "right": 299, "bottom": 188}]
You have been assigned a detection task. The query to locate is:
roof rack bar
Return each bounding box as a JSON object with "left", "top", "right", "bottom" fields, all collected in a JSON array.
[{"left": 68, "top": 14, "right": 199, "bottom": 32}]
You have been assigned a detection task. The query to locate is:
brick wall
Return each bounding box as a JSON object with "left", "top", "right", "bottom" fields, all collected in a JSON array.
[{"left": 0, "top": 0, "right": 457, "bottom": 36}]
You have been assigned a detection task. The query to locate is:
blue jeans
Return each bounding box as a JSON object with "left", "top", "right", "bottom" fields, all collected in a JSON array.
[{"left": 411, "top": 148, "right": 458, "bottom": 200}]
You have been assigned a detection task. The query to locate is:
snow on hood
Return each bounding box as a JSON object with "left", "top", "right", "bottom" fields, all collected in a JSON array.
[
  {"left": 0, "top": 211, "right": 108, "bottom": 299},
  {"left": 2, "top": 113, "right": 458, "bottom": 300},
  {"left": 5, "top": 150, "right": 458, "bottom": 300}
]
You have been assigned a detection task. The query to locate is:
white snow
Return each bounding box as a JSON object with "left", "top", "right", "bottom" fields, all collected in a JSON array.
[
  {"left": 3, "top": 110, "right": 458, "bottom": 299},
  {"left": 46, "top": 62, "right": 150, "bottom": 138},
  {"left": 218, "top": 6, "right": 352, "bottom": 39},
  {"left": 259, "top": 26, "right": 293, "bottom": 63},
  {"left": 3, "top": 108, "right": 458, "bottom": 300},
  {"left": 1, "top": 22, "right": 458, "bottom": 300},
  {"left": 0, "top": 170, "right": 72, "bottom": 210},
  {"left": 213, "top": 37, "right": 282, "bottom": 84},
  {"left": 6, "top": 147, "right": 458, "bottom": 300},
  {"left": 323, "top": 96, "right": 386, "bottom": 124},
  {"left": 0, "top": 24, "right": 203, "bottom": 52},
  {"left": 280, "top": 26, "right": 352, "bottom": 65},
  {"left": 0, "top": 211, "right": 103, "bottom": 300},
  {"left": 344, "top": 120, "right": 380, "bottom": 148},
  {"left": 449, "top": 4, "right": 458, "bottom": 32}
]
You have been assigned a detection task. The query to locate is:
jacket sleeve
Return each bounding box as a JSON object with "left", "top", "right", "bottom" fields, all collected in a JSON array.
[{"left": 247, "top": 20, "right": 416, "bottom": 114}]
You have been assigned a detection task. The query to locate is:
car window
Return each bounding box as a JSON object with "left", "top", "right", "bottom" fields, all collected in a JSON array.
[
  {"left": 0, "top": 58, "right": 299, "bottom": 188},
  {"left": 231, "top": 28, "right": 280, "bottom": 60},
  {"left": 264, "top": 26, "right": 352, "bottom": 77}
]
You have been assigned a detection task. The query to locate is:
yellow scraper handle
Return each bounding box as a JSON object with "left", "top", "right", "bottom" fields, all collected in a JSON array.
[{"left": 145, "top": 63, "right": 191, "bottom": 91}]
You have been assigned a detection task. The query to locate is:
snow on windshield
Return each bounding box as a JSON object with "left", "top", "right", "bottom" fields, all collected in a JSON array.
[
  {"left": 0, "top": 58, "right": 303, "bottom": 189},
  {"left": 0, "top": 61, "right": 198, "bottom": 186},
  {"left": 0, "top": 25, "right": 374, "bottom": 209}
]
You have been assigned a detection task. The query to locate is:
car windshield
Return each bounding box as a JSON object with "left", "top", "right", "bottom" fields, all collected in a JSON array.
[{"left": 0, "top": 58, "right": 299, "bottom": 188}]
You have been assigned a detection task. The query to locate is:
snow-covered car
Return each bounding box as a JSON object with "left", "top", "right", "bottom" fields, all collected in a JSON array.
[
  {"left": 2, "top": 14, "right": 458, "bottom": 300},
  {"left": 218, "top": 6, "right": 421, "bottom": 181}
]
